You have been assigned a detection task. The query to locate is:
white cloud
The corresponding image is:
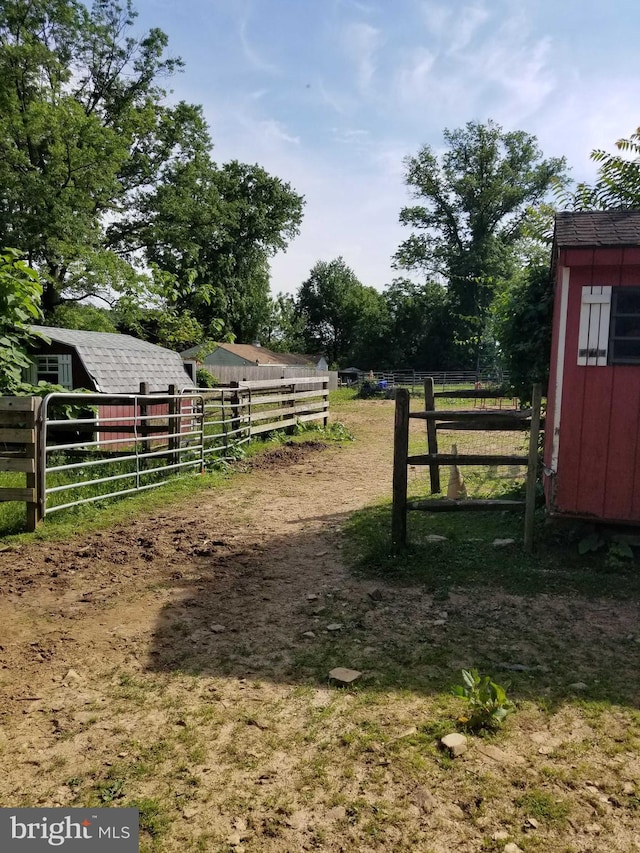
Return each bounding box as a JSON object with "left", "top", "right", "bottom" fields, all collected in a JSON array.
[
  {"left": 395, "top": 2, "right": 555, "bottom": 127},
  {"left": 344, "top": 22, "right": 381, "bottom": 92},
  {"left": 446, "top": 2, "right": 490, "bottom": 54},
  {"left": 396, "top": 47, "right": 436, "bottom": 103},
  {"left": 238, "top": 15, "right": 279, "bottom": 74}
]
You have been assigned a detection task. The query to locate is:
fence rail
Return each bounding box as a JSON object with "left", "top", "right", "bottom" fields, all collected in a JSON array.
[
  {"left": 1, "top": 377, "right": 329, "bottom": 530},
  {"left": 369, "top": 370, "right": 509, "bottom": 390}
]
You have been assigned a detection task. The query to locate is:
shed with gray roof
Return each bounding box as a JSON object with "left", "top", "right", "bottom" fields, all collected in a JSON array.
[{"left": 27, "top": 327, "right": 192, "bottom": 393}]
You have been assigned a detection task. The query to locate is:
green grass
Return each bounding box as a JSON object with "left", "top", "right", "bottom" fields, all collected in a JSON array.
[{"left": 342, "top": 499, "right": 640, "bottom": 600}]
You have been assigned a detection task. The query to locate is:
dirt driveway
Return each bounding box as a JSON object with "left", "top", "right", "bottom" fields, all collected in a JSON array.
[{"left": 0, "top": 398, "right": 639, "bottom": 853}]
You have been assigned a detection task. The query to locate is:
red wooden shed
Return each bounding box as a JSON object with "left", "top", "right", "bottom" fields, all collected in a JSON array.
[{"left": 544, "top": 210, "right": 640, "bottom": 524}]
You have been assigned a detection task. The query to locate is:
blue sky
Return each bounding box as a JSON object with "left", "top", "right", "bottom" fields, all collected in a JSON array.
[{"left": 132, "top": 0, "right": 640, "bottom": 295}]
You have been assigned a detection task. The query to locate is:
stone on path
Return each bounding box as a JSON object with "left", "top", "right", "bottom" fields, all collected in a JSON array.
[
  {"left": 569, "top": 681, "right": 588, "bottom": 691},
  {"left": 209, "top": 624, "right": 226, "bottom": 633},
  {"left": 326, "top": 623, "right": 344, "bottom": 632},
  {"left": 440, "top": 732, "right": 468, "bottom": 757},
  {"left": 328, "top": 667, "right": 362, "bottom": 685},
  {"left": 493, "top": 538, "right": 515, "bottom": 547},
  {"left": 63, "top": 669, "right": 81, "bottom": 683},
  {"left": 504, "top": 844, "right": 523, "bottom": 853},
  {"left": 302, "top": 631, "right": 316, "bottom": 639}
]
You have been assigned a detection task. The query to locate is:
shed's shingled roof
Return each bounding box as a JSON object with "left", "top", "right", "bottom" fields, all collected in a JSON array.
[
  {"left": 32, "top": 327, "right": 192, "bottom": 393},
  {"left": 555, "top": 210, "right": 640, "bottom": 247}
]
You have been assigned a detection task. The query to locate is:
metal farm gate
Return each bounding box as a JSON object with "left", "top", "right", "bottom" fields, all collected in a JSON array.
[{"left": 36, "top": 377, "right": 328, "bottom": 521}]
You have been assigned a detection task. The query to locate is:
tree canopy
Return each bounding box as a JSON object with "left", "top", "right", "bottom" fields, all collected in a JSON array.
[
  {"left": 394, "top": 120, "right": 566, "bottom": 365},
  {"left": 296, "top": 258, "right": 385, "bottom": 367},
  {"left": 0, "top": 0, "right": 303, "bottom": 341},
  {"left": 0, "top": 249, "right": 46, "bottom": 393},
  {"left": 560, "top": 126, "right": 640, "bottom": 210}
]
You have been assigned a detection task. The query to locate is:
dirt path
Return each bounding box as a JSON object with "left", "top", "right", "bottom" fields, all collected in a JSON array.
[
  {"left": 1, "top": 399, "right": 639, "bottom": 853},
  {"left": 0, "top": 401, "right": 395, "bottom": 705}
]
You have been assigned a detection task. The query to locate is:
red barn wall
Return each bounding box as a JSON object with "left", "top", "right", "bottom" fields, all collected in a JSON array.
[{"left": 545, "top": 247, "right": 640, "bottom": 523}]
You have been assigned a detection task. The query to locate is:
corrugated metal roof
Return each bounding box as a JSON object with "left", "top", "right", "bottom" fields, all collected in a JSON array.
[
  {"left": 32, "top": 327, "right": 192, "bottom": 393},
  {"left": 555, "top": 210, "right": 640, "bottom": 247}
]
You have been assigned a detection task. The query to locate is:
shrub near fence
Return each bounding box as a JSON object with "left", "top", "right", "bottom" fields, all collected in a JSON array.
[{"left": 0, "top": 377, "right": 329, "bottom": 531}]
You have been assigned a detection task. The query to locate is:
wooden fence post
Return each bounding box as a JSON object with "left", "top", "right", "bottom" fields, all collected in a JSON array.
[
  {"left": 0, "top": 396, "right": 41, "bottom": 531},
  {"left": 524, "top": 383, "right": 542, "bottom": 553},
  {"left": 424, "top": 378, "right": 441, "bottom": 494},
  {"left": 139, "top": 382, "right": 150, "bottom": 467},
  {"left": 392, "top": 388, "right": 410, "bottom": 552},
  {"left": 230, "top": 381, "right": 240, "bottom": 445},
  {"left": 26, "top": 397, "right": 41, "bottom": 531},
  {"left": 322, "top": 377, "right": 329, "bottom": 427},
  {"left": 167, "top": 383, "right": 179, "bottom": 463}
]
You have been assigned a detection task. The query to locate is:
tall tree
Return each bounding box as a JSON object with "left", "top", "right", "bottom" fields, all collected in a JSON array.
[
  {"left": 262, "top": 294, "right": 307, "bottom": 353},
  {"left": 494, "top": 263, "right": 554, "bottom": 401},
  {"left": 112, "top": 157, "right": 304, "bottom": 342},
  {"left": 296, "top": 258, "right": 383, "bottom": 366},
  {"left": 395, "top": 120, "right": 566, "bottom": 364},
  {"left": 0, "top": 249, "right": 46, "bottom": 393},
  {"left": 0, "top": 0, "right": 304, "bottom": 340},
  {"left": 560, "top": 126, "right": 640, "bottom": 210},
  {"left": 0, "top": 0, "right": 207, "bottom": 311},
  {"left": 383, "top": 279, "right": 457, "bottom": 369}
]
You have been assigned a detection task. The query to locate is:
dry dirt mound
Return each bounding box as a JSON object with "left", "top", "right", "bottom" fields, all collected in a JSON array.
[{"left": 243, "top": 439, "right": 328, "bottom": 470}]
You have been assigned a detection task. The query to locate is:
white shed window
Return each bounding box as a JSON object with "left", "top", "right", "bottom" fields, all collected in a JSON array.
[
  {"left": 609, "top": 287, "right": 640, "bottom": 364},
  {"left": 28, "top": 354, "right": 73, "bottom": 388}
]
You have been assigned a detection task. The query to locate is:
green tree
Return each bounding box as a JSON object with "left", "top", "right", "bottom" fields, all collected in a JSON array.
[
  {"left": 0, "top": 0, "right": 303, "bottom": 341},
  {"left": 297, "top": 258, "right": 384, "bottom": 366},
  {"left": 48, "top": 303, "right": 117, "bottom": 332},
  {"left": 395, "top": 120, "right": 566, "bottom": 364},
  {"left": 0, "top": 249, "right": 46, "bottom": 392},
  {"left": 114, "top": 157, "right": 304, "bottom": 342},
  {"left": 262, "top": 294, "right": 307, "bottom": 353},
  {"left": 383, "top": 279, "right": 457, "bottom": 369},
  {"left": 0, "top": 0, "right": 208, "bottom": 312},
  {"left": 560, "top": 126, "right": 640, "bottom": 209},
  {"left": 494, "top": 263, "right": 553, "bottom": 401}
]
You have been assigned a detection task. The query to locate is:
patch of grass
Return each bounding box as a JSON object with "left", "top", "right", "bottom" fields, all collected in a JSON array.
[
  {"left": 128, "top": 797, "right": 170, "bottom": 842},
  {"left": 342, "top": 500, "right": 640, "bottom": 600},
  {"left": 515, "top": 788, "right": 571, "bottom": 823}
]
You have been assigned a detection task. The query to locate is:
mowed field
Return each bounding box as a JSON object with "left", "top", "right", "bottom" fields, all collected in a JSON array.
[{"left": 0, "top": 395, "right": 639, "bottom": 853}]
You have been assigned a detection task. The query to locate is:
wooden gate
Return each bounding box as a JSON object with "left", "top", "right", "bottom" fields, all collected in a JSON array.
[{"left": 0, "top": 396, "right": 41, "bottom": 531}]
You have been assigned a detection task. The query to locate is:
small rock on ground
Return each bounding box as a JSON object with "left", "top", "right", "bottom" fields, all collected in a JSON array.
[
  {"left": 440, "top": 732, "right": 467, "bottom": 757},
  {"left": 328, "top": 667, "right": 362, "bottom": 685},
  {"left": 326, "top": 623, "right": 344, "bottom": 631},
  {"left": 302, "top": 631, "right": 316, "bottom": 639},
  {"left": 504, "top": 844, "right": 523, "bottom": 853},
  {"left": 209, "top": 624, "right": 226, "bottom": 633},
  {"left": 493, "top": 538, "right": 515, "bottom": 547}
]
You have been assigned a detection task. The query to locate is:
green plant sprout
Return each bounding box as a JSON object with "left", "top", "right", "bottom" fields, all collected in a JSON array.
[{"left": 451, "top": 669, "right": 514, "bottom": 731}]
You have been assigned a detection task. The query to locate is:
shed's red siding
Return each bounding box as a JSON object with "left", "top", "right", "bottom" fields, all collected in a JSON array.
[{"left": 545, "top": 248, "right": 640, "bottom": 522}]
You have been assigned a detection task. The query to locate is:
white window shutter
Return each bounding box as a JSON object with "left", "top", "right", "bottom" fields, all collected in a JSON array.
[
  {"left": 58, "top": 353, "right": 73, "bottom": 388},
  {"left": 577, "top": 286, "right": 611, "bottom": 366}
]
